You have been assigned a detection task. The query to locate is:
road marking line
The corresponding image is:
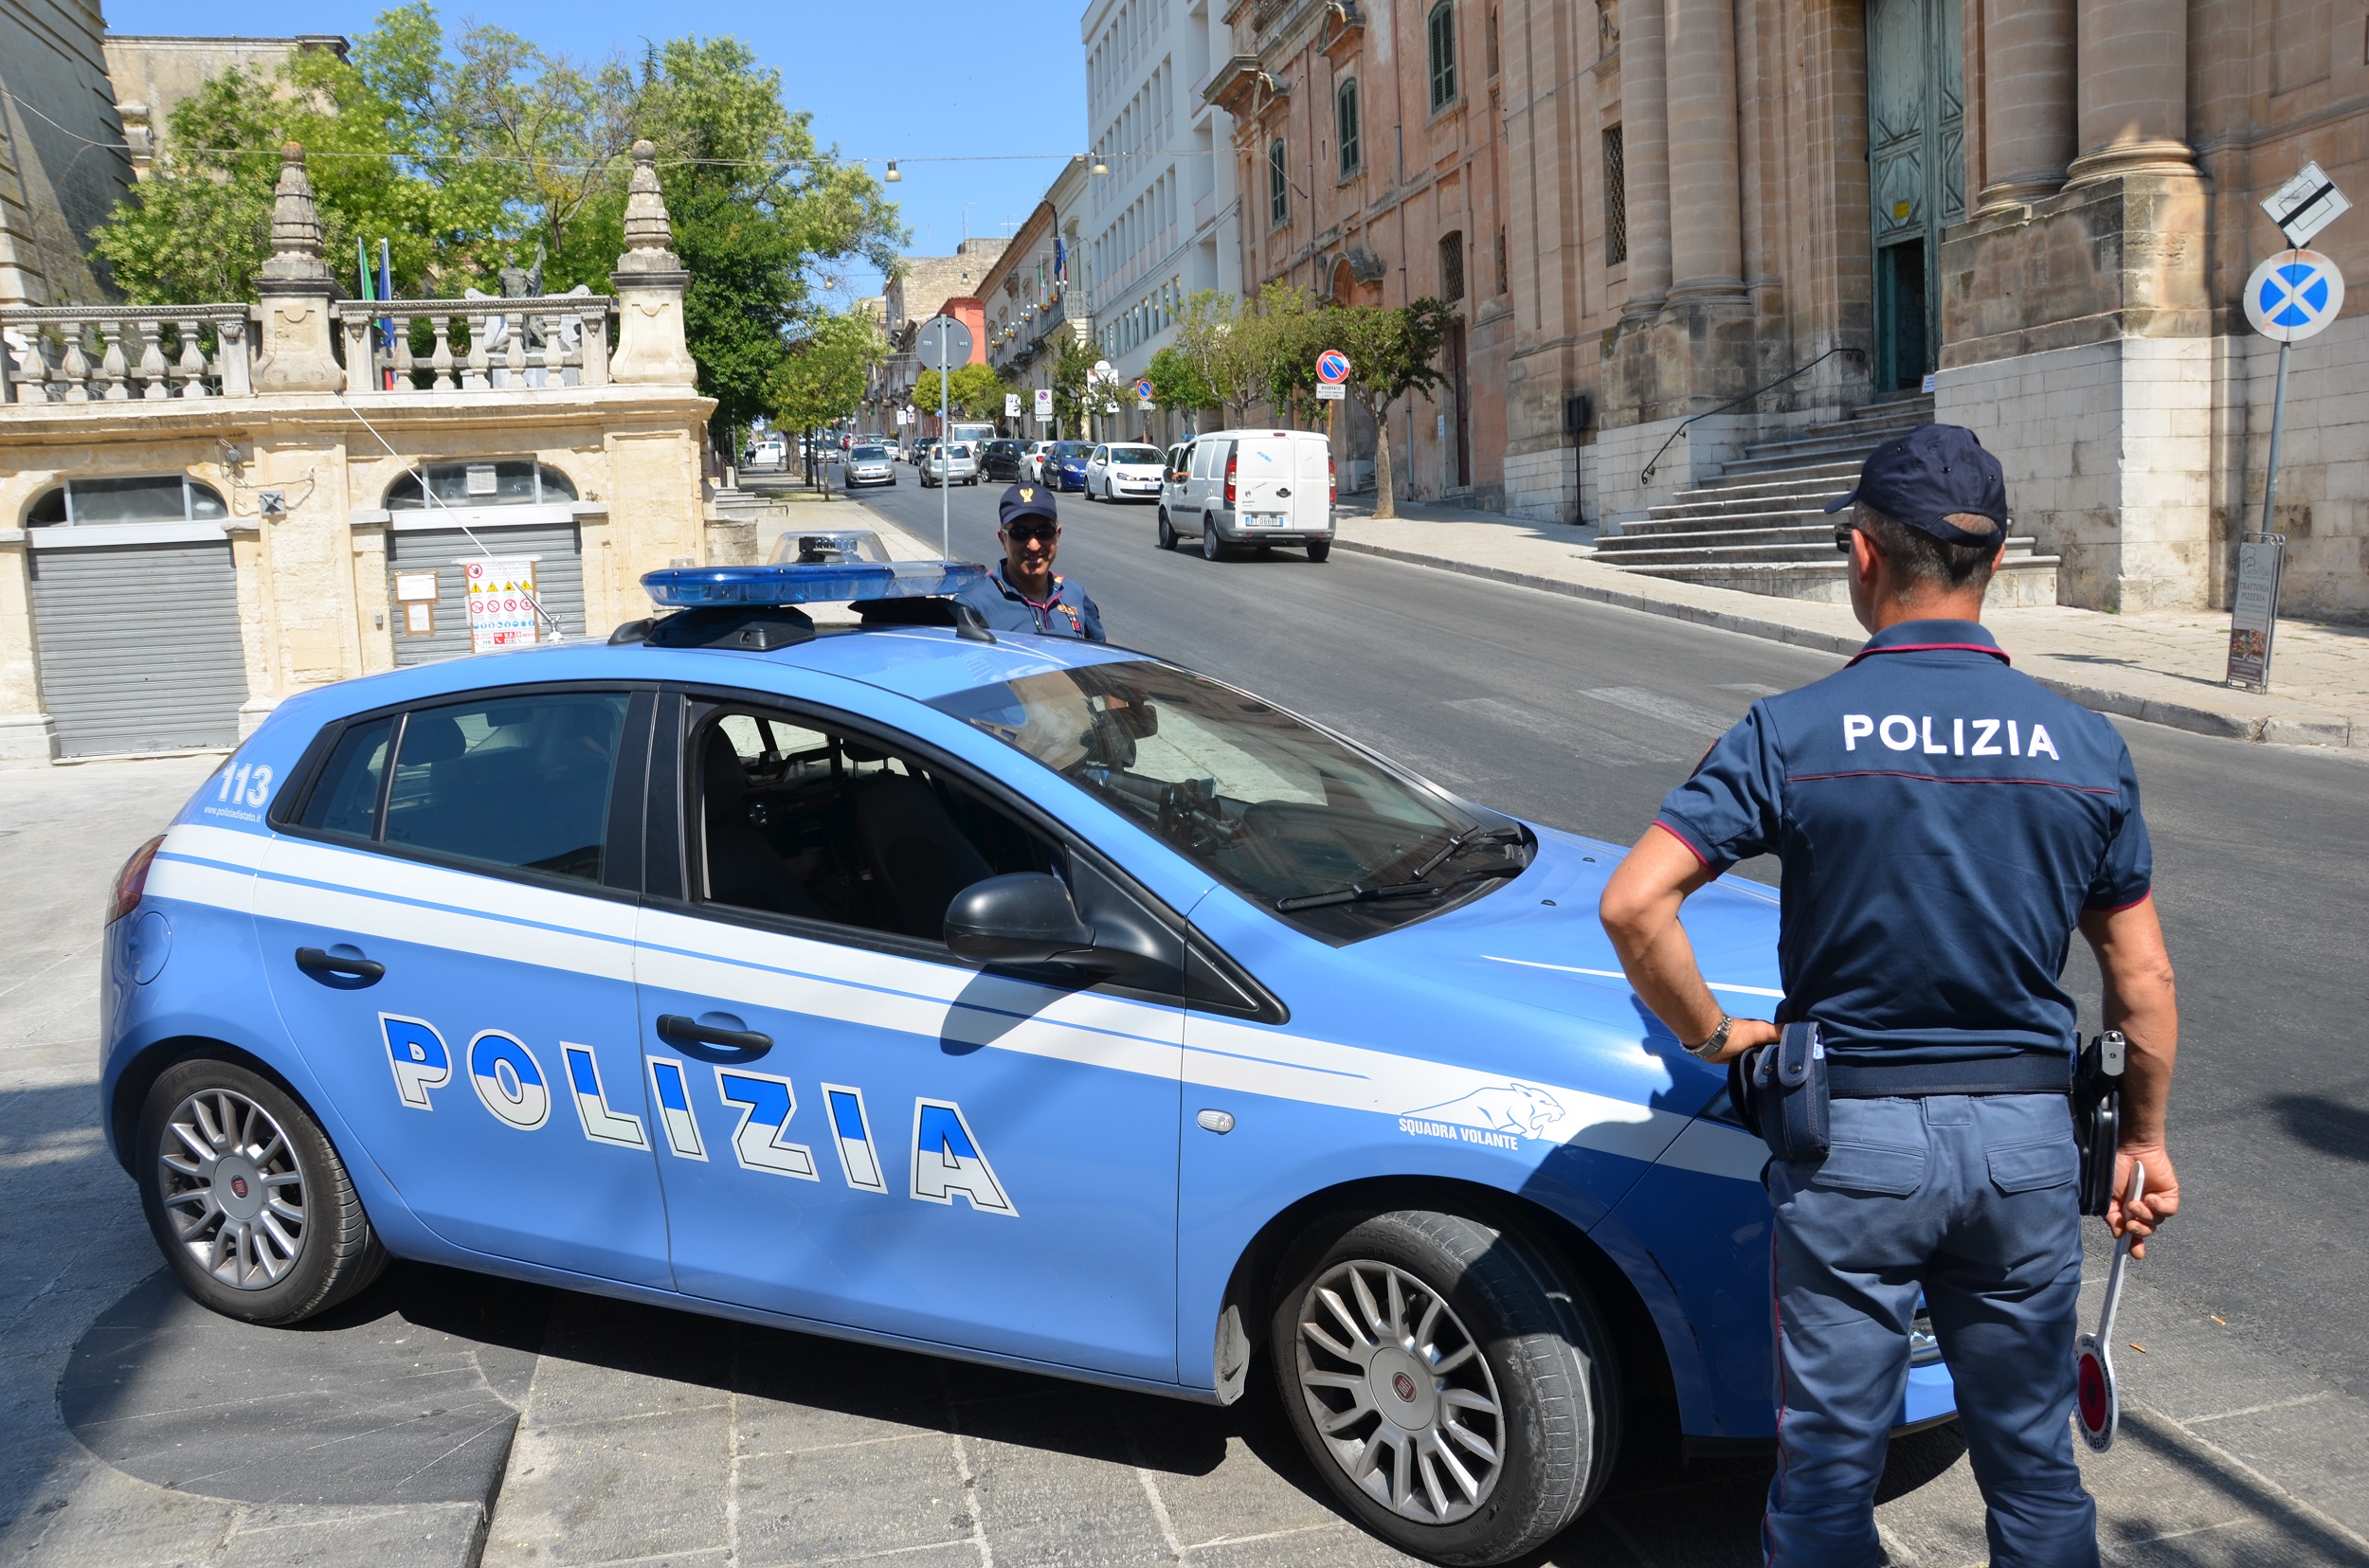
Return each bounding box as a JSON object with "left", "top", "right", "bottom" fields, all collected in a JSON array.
[
  {"left": 2183, "top": 1391, "right": 2335, "bottom": 1425},
  {"left": 1183, "top": 1521, "right": 1347, "bottom": 1551},
  {"left": 1444, "top": 695, "right": 1691, "bottom": 766},
  {"left": 1135, "top": 1468, "right": 1185, "bottom": 1559},
  {"left": 1581, "top": 685, "right": 1741, "bottom": 738}
]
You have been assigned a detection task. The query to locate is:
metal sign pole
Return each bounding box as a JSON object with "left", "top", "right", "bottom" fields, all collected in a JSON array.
[{"left": 940, "top": 343, "right": 951, "bottom": 558}]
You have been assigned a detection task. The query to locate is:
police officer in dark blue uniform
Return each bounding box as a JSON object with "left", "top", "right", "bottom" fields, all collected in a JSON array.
[
  {"left": 957, "top": 483, "right": 1106, "bottom": 640},
  {"left": 1600, "top": 424, "right": 2181, "bottom": 1567}
]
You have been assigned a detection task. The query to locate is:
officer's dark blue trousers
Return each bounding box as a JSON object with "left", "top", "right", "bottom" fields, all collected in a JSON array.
[{"left": 1763, "top": 1093, "right": 2094, "bottom": 1568}]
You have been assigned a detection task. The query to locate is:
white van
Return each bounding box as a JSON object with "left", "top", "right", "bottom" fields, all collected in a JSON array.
[{"left": 1158, "top": 428, "right": 1335, "bottom": 562}]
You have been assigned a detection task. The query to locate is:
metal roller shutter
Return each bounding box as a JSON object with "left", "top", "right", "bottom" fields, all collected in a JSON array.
[
  {"left": 388, "top": 522, "right": 586, "bottom": 667},
  {"left": 28, "top": 538, "right": 246, "bottom": 757}
]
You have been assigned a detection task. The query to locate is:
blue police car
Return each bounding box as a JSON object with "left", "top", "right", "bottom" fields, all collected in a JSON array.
[{"left": 101, "top": 557, "right": 1954, "bottom": 1564}]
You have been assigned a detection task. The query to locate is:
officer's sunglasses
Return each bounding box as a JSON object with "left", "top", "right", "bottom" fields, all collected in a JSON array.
[
  {"left": 1833, "top": 526, "right": 1857, "bottom": 555},
  {"left": 1005, "top": 523, "right": 1058, "bottom": 544}
]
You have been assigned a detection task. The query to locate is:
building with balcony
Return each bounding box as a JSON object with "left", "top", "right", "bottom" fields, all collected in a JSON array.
[
  {"left": 0, "top": 143, "right": 716, "bottom": 764},
  {"left": 869, "top": 240, "right": 998, "bottom": 435},
  {"left": 1084, "top": 0, "right": 1245, "bottom": 445},
  {"left": 981, "top": 158, "right": 1094, "bottom": 437}
]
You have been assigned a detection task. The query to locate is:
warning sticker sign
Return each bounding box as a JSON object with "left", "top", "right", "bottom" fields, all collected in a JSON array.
[{"left": 465, "top": 557, "right": 541, "bottom": 653}]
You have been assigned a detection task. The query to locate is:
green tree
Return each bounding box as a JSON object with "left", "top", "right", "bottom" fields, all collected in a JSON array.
[
  {"left": 1317, "top": 297, "right": 1455, "bottom": 518},
  {"left": 910, "top": 362, "right": 1006, "bottom": 422},
  {"left": 771, "top": 308, "right": 885, "bottom": 461},
  {"left": 1049, "top": 331, "right": 1101, "bottom": 440},
  {"left": 1173, "top": 290, "right": 1255, "bottom": 424},
  {"left": 1144, "top": 345, "right": 1216, "bottom": 424}
]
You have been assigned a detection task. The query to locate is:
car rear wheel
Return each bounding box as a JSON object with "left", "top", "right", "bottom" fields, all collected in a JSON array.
[
  {"left": 1202, "top": 522, "right": 1227, "bottom": 561},
  {"left": 137, "top": 1057, "right": 387, "bottom": 1325},
  {"left": 1309, "top": 539, "right": 1332, "bottom": 563},
  {"left": 1270, "top": 1209, "right": 1619, "bottom": 1566},
  {"left": 1158, "top": 511, "right": 1178, "bottom": 550}
]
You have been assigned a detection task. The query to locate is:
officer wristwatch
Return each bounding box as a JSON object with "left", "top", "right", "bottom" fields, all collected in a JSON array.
[{"left": 1686, "top": 1014, "right": 1734, "bottom": 1061}]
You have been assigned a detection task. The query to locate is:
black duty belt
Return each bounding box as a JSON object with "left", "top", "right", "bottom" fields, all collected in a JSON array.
[{"left": 1825, "top": 1052, "right": 2072, "bottom": 1099}]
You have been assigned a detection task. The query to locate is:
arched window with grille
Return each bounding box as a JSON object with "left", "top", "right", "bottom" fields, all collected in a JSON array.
[
  {"left": 1438, "top": 230, "right": 1466, "bottom": 303},
  {"left": 1269, "top": 137, "right": 1290, "bottom": 225},
  {"left": 1336, "top": 79, "right": 1363, "bottom": 176},
  {"left": 1428, "top": 2, "right": 1458, "bottom": 110}
]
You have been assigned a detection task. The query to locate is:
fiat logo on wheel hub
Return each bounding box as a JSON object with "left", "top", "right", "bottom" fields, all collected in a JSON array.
[
  {"left": 230, "top": 1176, "right": 249, "bottom": 1199},
  {"left": 1392, "top": 1372, "right": 1418, "bottom": 1401}
]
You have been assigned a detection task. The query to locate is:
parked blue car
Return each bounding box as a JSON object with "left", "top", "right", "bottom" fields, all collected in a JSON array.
[
  {"left": 1047, "top": 441, "right": 1093, "bottom": 492},
  {"left": 101, "top": 558, "right": 1952, "bottom": 1564}
]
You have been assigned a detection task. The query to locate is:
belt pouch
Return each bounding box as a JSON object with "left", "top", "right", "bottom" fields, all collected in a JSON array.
[{"left": 1749, "top": 1021, "right": 1831, "bottom": 1162}]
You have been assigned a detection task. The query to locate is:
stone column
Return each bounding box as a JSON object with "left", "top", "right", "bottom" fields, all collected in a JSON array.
[
  {"left": 250, "top": 144, "right": 342, "bottom": 395},
  {"left": 608, "top": 140, "right": 698, "bottom": 387},
  {"left": 1974, "top": 0, "right": 2078, "bottom": 209},
  {"left": 1662, "top": 0, "right": 1745, "bottom": 296},
  {"left": 2068, "top": 0, "right": 2192, "bottom": 181},
  {"left": 1619, "top": 0, "right": 1673, "bottom": 312}
]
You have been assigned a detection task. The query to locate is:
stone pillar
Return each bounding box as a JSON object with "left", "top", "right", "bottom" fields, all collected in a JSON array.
[
  {"left": 608, "top": 140, "right": 698, "bottom": 387},
  {"left": 1662, "top": 0, "right": 1745, "bottom": 296},
  {"left": 1974, "top": 0, "right": 2078, "bottom": 209},
  {"left": 1619, "top": 0, "right": 1673, "bottom": 311},
  {"left": 250, "top": 144, "right": 342, "bottom": 395},
  {"left": 2068, "top": 0, "right": 2192, "bottom": 182}
]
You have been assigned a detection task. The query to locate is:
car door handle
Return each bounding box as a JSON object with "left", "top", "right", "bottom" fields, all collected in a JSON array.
[
  {"left": 294, "top": 946, "right": 385, "bottom": 986},
  {"left": 656, "top": 1013, "right": 773, "bottom": 1059}
]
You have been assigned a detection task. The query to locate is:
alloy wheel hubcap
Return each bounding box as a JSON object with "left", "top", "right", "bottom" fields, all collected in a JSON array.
[
  {"left": 156, "top": 1088, "right": 307, "bottom": 1289},
  {"left": 1294, "top": 1259, "right": 1506, "bottom": 1524}
]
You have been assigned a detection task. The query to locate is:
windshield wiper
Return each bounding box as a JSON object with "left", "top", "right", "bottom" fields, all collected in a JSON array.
[
  {"left": 1275, "top": 861, "right": 1523, "bottom": 913},
  {"left": 1406, "top": 822, "right": 1525, "bottom": 882}
]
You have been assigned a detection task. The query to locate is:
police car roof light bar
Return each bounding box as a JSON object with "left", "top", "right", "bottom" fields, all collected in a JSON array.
[{"left": 641, "top": 560, "right": 987, "bottom": 609}]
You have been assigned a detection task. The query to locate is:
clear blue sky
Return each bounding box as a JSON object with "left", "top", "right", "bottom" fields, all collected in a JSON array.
[{"left": 101, "top": 0, "right": 1088, "bottom": 299}]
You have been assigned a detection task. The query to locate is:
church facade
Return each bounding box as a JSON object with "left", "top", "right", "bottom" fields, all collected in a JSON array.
[{"left": 1220, "top": 0, "right": 2369, "bottom": 617}]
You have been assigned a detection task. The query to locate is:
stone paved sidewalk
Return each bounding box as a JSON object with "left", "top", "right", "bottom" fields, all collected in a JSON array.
[{"left": 1333, "top": 500, "right": 2369, "bottom": 749}]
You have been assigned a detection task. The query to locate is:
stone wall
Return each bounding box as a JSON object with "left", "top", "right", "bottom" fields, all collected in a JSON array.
[{"left": 0, "top": 0, "right": 134, "bottom": 306}]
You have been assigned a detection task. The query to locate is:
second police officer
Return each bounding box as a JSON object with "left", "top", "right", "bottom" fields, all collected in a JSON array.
[
  {"left": 1598, "top": 425, "right": 2181, "bottom": 1567},
  {"left": 957, "top": 482, "right": 1106, "bottom": 640}
]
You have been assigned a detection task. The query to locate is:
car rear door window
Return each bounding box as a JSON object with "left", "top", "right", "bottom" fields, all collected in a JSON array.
[
  {"left": 383, "top": 691, "right": 631, "bottom": 882},
  {"left": 297, "top": 715, "right": 395, "bottom": 839}
]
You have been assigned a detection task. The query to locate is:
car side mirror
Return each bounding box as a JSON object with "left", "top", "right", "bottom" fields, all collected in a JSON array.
[{"left": 945, "top": 874, "right": 1096, "bottom": 966}]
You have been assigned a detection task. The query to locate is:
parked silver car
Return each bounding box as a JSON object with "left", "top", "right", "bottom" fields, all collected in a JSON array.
[{"left": 920, "top": 441, "right": 981, "bottom": 487}]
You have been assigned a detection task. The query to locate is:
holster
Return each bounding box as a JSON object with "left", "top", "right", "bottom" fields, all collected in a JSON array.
[
  {"left": 2072, "top": 1031, "right": 2126, "bottom": 1217},
  {"left": 1731, "top": 1021, "right": 1831, "bottom": 1162}
]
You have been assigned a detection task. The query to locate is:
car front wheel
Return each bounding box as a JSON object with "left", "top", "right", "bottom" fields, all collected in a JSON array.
[
  {"left": 1158, "top": 510, "right": 1178, "bottom": 550},
  {"left": 1271, "top": 1209, "right": 1619, "bottom": 1566},
  {"left": 137, "top": 1057, "right": 387, "bottom": 1325}
]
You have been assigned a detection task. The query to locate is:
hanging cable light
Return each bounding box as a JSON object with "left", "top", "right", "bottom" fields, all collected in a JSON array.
[{"left": 885, "top": 160, "right": 902, "bottom": 182}]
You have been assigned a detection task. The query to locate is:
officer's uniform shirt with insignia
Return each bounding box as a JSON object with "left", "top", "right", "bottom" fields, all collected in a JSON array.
[
  {"left": 958, "top": 562, "right": 1106, "bottom": 641},
  {"left": 1654, "top": 619, "right": 2151, "bottom": 1074}
]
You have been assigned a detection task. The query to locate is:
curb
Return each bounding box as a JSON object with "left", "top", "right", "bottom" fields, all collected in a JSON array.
[
  {"left": 1331, "top": 536, "right": 2363, "bottom": 750},
  {"left": 2121, "top": 1402, "right": 2369, "bottom": 1559}
]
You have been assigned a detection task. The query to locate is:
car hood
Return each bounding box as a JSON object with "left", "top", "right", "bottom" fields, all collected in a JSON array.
[
  {"left": 1347, "top": 823, "right": 1783, "bottom": 1112},
  {"left": 1111, "top": 464, "right": 1165, "bottom": 478}
]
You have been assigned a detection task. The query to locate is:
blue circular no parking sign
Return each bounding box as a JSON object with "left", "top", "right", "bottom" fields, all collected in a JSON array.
[{"left": 2245, "top": 249, "right": 2345, "bottom": 342}]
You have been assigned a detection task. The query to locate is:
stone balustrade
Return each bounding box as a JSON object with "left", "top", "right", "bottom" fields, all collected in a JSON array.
[
  {"left": 0, "top": 305, "right": 255, "bottom": 403},
  {"left": 334, "top": 297, "right": 614, "bottom": 394}
]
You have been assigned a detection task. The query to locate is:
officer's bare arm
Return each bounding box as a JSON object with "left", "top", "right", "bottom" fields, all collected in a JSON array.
[
  {"left": 1599, "top": 826, "right": 1781, "bottom": 1064},
  {"left": 2080, "top": 896, "right": 2181, "bottom": 1253}
]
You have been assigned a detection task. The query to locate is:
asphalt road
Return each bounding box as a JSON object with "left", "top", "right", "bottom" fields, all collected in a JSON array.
[{"left": 858, "top": 473, "right": 2369, "bottom": 1398}]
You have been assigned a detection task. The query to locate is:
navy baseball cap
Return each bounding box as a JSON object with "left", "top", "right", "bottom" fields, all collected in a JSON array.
[
  {"left": 1823, "top": 424, "right": 2008, "bottom": 547},
  {"left": 998, "top": 482, "right": 1059, "bottom": 529}
]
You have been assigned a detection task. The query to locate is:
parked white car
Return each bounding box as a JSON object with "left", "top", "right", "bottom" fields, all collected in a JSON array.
[
  {"left": 920, "top": 442, "right": 980, "bottom": 488},
  {"left": 1159, "top": 428, "right": 1335, "bottom": 561},
  {"left": 1083, "top": 442, "right": 1168, "bottom": 503},
  {"left": 1022, "top": 441, "right": 1055, "bottom": 482}
]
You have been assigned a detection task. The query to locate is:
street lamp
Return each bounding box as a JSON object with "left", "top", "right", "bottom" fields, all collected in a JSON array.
[{"left": 885, "top": 160, "right": 901, "bottom": 182}]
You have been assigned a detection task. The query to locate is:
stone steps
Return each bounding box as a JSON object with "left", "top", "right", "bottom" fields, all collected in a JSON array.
[{"left": 1600, "top": 392, "right": 2060, "bottom": 604}]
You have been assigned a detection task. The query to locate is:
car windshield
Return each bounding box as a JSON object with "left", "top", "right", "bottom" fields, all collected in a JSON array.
[
  {"left": 1058, "top": 443, "right": 1089, "bottom": 460},
  {"left": 1109, "top": 445, "right": 1163, "bottom": 464},
  {"left": 930, "top": 659, "right": 1529, "bottom": 942},
  {"left": 852, "top": 444, "right": 887, "bottom": 460}
]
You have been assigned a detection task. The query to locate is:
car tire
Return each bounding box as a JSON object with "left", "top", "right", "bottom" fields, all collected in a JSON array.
[
  {"left": 1308, "top": 539, "right": 1332, "bottom": 563},
  {"left": 1270, "top": 1209, "right": 1619, "bottom": 1567},
  {"left": 137, "top": 1056, "right": 388, "bottom": 1326},
  {"left": 1158, "top": 510, "right": 1178, "bottom": 550},
  {"left": 1202, "top": 522, "right": 1227, "bottom": 562}
]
